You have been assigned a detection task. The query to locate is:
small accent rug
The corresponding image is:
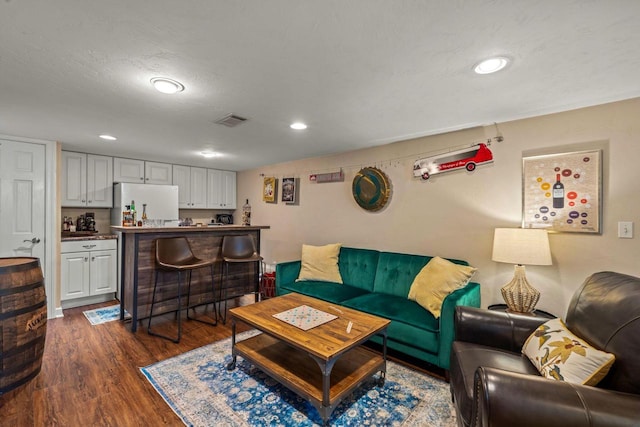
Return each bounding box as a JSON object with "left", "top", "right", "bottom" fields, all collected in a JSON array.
[
  {"left": 83, "top": 305, "right": 124, "bottom": 325},
  {"left": 140, "top": 331, "right": 457, "bottom": 426}
]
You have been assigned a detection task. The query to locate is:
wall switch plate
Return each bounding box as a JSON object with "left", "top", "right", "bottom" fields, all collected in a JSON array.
[{"left": 618, "top": 221, "right": 633, "bottom": 238}]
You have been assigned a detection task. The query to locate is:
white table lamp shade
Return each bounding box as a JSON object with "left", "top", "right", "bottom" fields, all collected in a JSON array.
[
  {"left": 492, "top": 228, "right": 552, "bottom": 313},
  {"left": 492, "top": 228, "right": 552, "bottom": 266}
]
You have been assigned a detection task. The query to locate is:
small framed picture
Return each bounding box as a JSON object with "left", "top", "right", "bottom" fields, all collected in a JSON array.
[
  {"left": 522, "top": 149, "right": 602, "bottom": 233},
  {"left": 281, "top": 177, "right": 296, "bottom": 204},
  {"left": 263, "top": 177, "right": 277, "bottom": 203}
]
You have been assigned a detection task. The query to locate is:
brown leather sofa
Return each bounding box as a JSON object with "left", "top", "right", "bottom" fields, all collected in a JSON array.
[{"left": 449, "top": 271, "right": 640, "bottom": 427}]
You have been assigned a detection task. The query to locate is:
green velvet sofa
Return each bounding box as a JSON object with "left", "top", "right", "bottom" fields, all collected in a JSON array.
[{"left": 275, "top": 246, "right": 481, "bottom": 371}]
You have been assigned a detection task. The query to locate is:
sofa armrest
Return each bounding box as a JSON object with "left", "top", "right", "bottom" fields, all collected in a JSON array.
[
  {"left": 474, "top": 367, "right": 640, "bottom": 427},
  {"left": 454, "top": 306, "right": 549, "bottom": 352},
  {"left": 437, "top": 281, "right": 481, "bottom": 370},
  {"left": 275, "top": 260, "right": 301, "bottom": 295}
]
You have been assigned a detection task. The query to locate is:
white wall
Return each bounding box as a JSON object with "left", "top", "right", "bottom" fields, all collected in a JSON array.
[{"left": 236, "top": 98, "right": 640, "bottom": 318}]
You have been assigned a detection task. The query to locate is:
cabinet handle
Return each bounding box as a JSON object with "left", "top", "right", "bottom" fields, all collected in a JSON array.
[
  {"left": 92, "top": 257, "right": 95, "bottom": 261},
  {"left": 82, "top": 199, "right": 86, "bottom": 203},
  {"left": 84, "top": 257, "right": 88, "bottom": 262},
  {"left": 140, "top": 177, "right": 144, "bottom": 181},
  {"left": 82, "top": 244, "right": 96, "bottom": 249}
]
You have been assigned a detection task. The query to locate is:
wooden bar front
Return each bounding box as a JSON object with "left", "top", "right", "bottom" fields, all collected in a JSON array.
[{"left": 111, "top": 225, "right": 270, "bottom": 332}]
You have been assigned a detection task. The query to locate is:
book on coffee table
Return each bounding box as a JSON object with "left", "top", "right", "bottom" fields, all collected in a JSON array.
[{"left": 273, "top": 305, "right": 337, "bottom": 330}]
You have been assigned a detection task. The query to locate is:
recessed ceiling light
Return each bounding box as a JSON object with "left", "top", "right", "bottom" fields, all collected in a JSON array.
[
  {"left": 200, "top": 150, "right": 219, "bottom": 158},
  {"left": 99, "top": 134, "right": 117, "bottom": 141},
  {"left": 474, "top": 57, "right": 510, "bottom": 74},
  {"left": 290, "top": 122, "right": 308, "bottom": 130},
  {"left": 150, "top": 77, "right": 185, "bottom": 94}
]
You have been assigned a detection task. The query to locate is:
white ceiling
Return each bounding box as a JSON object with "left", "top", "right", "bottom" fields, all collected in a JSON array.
[{"left": 2, "top": 1, "right": 640, "bottom": 171}]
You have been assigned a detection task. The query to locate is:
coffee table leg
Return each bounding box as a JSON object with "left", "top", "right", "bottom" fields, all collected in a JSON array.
[
  {"left": 379, "top": 329, "right": 388, "bottom": 386},
  {"left": 226, "top": 319, "right": 237, "bottom": 370},
  {"left": 309, "top": 355, "right": 338, "bottom": 425}
]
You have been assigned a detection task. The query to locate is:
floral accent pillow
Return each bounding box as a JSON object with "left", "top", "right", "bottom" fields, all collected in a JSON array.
[{"left": 522, "top": 318, "right": 615, "bottom": 386}]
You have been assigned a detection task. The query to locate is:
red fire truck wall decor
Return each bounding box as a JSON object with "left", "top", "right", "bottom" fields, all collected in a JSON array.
[{"left": 413, "top": 142, "right": 494, "bottom": 180}]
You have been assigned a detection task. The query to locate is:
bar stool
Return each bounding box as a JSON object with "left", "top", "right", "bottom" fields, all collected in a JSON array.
[
  {"left": 219, "top": 234, "right": 263, "bottom": 323},
  {"left": 148, "top": 237, "right": 217, "bottom": 342}
]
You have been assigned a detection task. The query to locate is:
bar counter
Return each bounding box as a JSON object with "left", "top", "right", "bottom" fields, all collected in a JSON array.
[{"left": 111, "top": 225, "right": 270, "bottom": 332}]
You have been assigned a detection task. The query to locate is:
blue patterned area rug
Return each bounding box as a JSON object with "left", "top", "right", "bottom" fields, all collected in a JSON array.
[
  {"left": 83, "top": 305, "right": 125, "bottom": 325},
  {"left": 140, "top": 331, "right": 457, "bottom": 426}
]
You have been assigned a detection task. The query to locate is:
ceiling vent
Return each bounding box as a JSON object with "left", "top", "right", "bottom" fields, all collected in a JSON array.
[{"left": 215, "top": 113, "right": 247, "bottom": 127}]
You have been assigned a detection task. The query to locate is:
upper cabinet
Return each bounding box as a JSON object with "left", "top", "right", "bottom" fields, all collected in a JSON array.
[
  {"left": 113, "top": 158, "right": 172, "bottom": 185},
  {"left": 61, "top": 151, "right": 113, "bottom": 207},
  {"left": 145, "top": 161, "right": 173, "bottom": 185},
  {"left": 173, "top": 165, "right": 207, "bottom": 209},
  {"left": 207, "top": 169, "right": 236, "bottom": 209}
]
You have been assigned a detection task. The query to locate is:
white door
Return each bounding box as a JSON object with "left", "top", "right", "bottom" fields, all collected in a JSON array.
[{"left": 0, "top": 139, "right": 46, "bottom": 260}]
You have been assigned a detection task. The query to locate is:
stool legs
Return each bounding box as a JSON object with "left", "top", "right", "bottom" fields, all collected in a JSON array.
[
  {"left": 148, "top": 265, "right": 217, "bottom": 343},
  {"left": 218, "top": 260, "right": 262, "bottom": 324},
  {"left": 186, "top": 265, "right": 218, "bottom": 326},
  {"left": 148, "top": 269, "right": 183, "bottom": 343}
]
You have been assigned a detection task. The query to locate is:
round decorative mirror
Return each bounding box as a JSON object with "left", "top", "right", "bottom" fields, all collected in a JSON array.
[{"left": 352, "top": 167, "right": 391, "bottom": 211}]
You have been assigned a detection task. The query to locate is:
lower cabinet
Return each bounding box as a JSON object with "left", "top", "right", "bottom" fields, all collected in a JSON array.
[{"left": 61, "top": 239, "right": 117, "bottom": 308}]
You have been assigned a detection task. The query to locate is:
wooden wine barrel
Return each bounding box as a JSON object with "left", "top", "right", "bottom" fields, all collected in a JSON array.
[{"left": 0, "top": 257, "right": 47, "bottom": 395}]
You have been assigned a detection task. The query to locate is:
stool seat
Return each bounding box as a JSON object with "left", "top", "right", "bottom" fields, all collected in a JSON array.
[
  {"left": 148, "top": 237, "right": 218, "bottom": 342},
  {"left": 157, "top": 256, "right": 215, "bottom": 270}
]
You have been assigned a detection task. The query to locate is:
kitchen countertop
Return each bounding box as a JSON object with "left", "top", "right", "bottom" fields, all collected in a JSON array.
[
  {"left": 111, "top": 225, "right": 269, "bottom": 233},
  {"left": 61, "top": 234, "right": 118, "bottom": 242}
]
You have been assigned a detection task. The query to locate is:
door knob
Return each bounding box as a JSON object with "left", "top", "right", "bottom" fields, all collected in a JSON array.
[{"left": 23, "top": 237, "right": 41, "bottom": 244}]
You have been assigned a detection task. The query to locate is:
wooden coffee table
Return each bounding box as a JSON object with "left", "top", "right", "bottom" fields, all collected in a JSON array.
[{"left": 226, "top": 292, "right": 390, "bottom": 425}]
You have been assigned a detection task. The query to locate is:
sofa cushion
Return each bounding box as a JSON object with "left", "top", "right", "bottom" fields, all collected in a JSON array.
[
  {"left": 296, "top": 243, "right": 343, "bottom": 283},
  {"left": 372, "top": 252, "right": 433, "bottom": 297},
  {"left": 336, "top": 247, "right": 380, "bottom": 291},
  {"left": 522, "top": 318, "right": 615, "bottom": 386},
  {"left": 280, "top": 281, "right": 369, "bottom": 304},
  {"left": 342, "top": 293, "right": 440, "bottom": 353},
  {"left": 408, "top": 256, "right": 477, "bottom": 318}
]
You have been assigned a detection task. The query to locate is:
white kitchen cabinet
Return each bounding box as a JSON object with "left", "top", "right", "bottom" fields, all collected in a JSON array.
[
  {"left": 221, "top": 170, "right": 237, "bottom": 209},
  {"left": 145, "top": 161, "right": 173, "bottom": 185},
  {"left": 113, "top": 157, "right": 172, "bottom": 185},
  {"left": 61, "top": 239, "right": 117, "bottom": 307},
  {"left": 173, "top": 165, "right": 207, "bottom": 208},
  {"left": 61, "top": 151, "right": 113, "bottom": 207},
  {"left": 113, "top": 157, "right": 145, "bottom": 183},
  {"left": 206, "top": 169, "right": 236, "bottom": 209}
]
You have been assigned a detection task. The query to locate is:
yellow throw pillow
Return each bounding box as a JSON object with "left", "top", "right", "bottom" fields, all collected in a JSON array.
[
  {"left": 522, "top": 318, "right": 615, "bottom": 386},
  {"left": 408, "top": 256, "right": 477, "bottom": 318},
  {"left": 296, "top": 243, "right": 343, "bottom": 284}
]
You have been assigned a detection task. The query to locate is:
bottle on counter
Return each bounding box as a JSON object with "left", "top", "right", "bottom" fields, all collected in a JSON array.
[
  {"left": 141, "top": 203, "right": 148, "bottom": 226},
  {"left": 242, "top": 199, "right": 251, "bottom": 226},
  {"left": 122, "top": 205, "right": 133, "bottom": 226},
  {"left": 130, "top": 200, "right": 137, "bottom": 226}
]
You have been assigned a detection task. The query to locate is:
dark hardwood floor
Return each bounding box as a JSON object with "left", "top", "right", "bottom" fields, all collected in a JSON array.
[{"left": 1, "top": 297, "right": 445, "bottom": 426}]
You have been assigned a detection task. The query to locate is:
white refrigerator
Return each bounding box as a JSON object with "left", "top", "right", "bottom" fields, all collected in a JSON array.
[
  {"left": 111, "top": 183, "right": 180, "bottom": 226},
  {"left": 111, "top": 183, "right": 180, "bottom": 298}
]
